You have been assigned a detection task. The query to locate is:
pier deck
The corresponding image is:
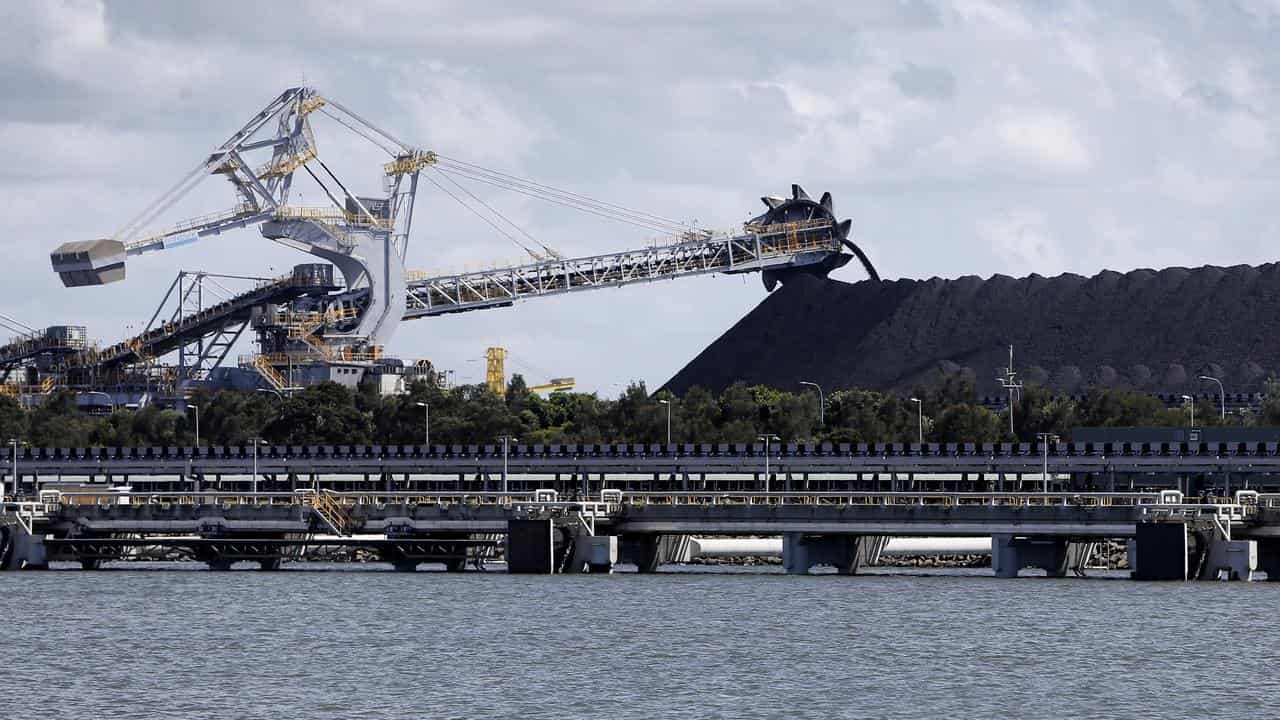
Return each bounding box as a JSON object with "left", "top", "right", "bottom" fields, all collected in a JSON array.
[
  {"left": 7, "top": 440, "right": 1280, "bottom": 495},
  {"left": 3, "top": 489, "right": 1278, "bottom": 580}
]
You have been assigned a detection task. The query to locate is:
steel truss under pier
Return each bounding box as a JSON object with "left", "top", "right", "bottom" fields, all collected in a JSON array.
[
  {"left": 3, "top": 490, "right": 1278, "bottom": 580},
  {"left": 41, "top": 537, "right": 493, "bottom": 572},
  {"left": 9, "top": 439, "right": 1280, "bottom": 496}
]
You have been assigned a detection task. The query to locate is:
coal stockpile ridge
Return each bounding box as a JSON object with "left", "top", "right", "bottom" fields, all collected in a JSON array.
[{"left": 663, "top": 264, "right": 1280, "bottom": 397}]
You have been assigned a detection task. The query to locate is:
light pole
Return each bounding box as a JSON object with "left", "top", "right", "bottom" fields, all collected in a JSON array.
[
  {"left": 498, "top": 435, "right": 518, "bottom": 494},
  {"left": 996, "top": 345, "right": 1022, "bottom": 436},
  {"left": 757, "top": 434, "right": 780, "bottom": 493},
  {"left": 415, "top": 401, "right": 430, "bottom": 448},
  {"left": 7, "top": 438, "right": 16, "bottom": 501},
  {"left": 799, "top": 381, "right": 824, "bottom": 425},
  {"left": 188, "top": 403, "right": 200, "bottom": 448},
  {"left": 658, "top": 399, "right": 671, "bottom": 446},
  {"left": 250, "top": 437, "right": 267, "bottom": 494},
  {"left": 1181, "top": 394, "right": 1195, "bottom": 428},
  {"left": 909, "top": 397, "right": 923, "bottom": 445},
  {"left": 1037, "top": 432, "right": 1059, "bottom": 493},
  {"left": 1199, "top": 375, "right": 1225, "bottom": 421}
]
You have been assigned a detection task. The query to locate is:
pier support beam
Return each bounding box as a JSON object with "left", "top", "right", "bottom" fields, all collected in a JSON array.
[
  {"left": 782, "top": 533, "right": 885, "bottom": 575},
  {"left": 992, "top": 535, "right": 1074, "bottom": 578},
  {"left": 507, "top": 519, "right": 556, "bottom": 574},
  {"left": 1256, "top": 539, "right": 1280, "bottom": 581},
  {"left": 620, "top": 535, "right": 692, "bottom": 573},
  {"left": 0, "top": 522, "right": 47, "bottom": 570},
  {"left": 1196, "top": 538, "right": 1255, "bottom": 581},
  {"left": 1130, "top": 523, "right": 1189, "bottom": 581},
  {"left": 566, "top": 531, "right": 618, "bottom": 574}
]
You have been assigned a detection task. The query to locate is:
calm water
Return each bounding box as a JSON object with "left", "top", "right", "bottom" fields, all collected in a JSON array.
[{"left": 4, "top": 564, "right": 1278, "bottom": 719}]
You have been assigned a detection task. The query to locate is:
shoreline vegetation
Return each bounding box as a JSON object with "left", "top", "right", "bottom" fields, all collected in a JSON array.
[{"left": 2, "top": 374, "right": 1273, "bottom": 449}]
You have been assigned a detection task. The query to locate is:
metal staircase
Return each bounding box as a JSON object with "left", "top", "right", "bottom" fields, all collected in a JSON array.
[{"left": 307, "top": 491, "right": 351, "bottom": 536}]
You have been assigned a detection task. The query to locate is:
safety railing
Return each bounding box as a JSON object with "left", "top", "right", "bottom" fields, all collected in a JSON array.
[
  {"left": 273, "top": 205, "right": 393, "bottom": 229},
  {"left": 246, "top": 344, "right": 384, "bottom": 367},
  {"left": 0, "top": 378, "right": 55, "bottom": 396},
  {"left": 306, "top": 490, "right": 352, "bottom": 535},
  {"left": 613, "top": 491, "right": 1176, "bottom": 509},
  {"left": 126, "top": 205, "right": 258, "bottom": 252},
  {"left": 742, "top": 218, "right": 833, "bottom": 237},
  {"left": 1, "top": 499, "right": 53, "bottom": 534},
  {"left": 40, "top": 490, "right": 1184, "bottom": 511},
  {"left": 44, "top": 490, "right": 548, "bottom": 508}
]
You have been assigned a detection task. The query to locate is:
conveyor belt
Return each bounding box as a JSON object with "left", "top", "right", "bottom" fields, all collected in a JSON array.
[{"left": 61, "top": 272, "right": 335, "bottom": 374}]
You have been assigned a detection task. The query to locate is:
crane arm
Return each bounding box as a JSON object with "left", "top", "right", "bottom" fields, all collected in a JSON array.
[
  {"left": 400, "top": 217, "right": 841, "bottom": 319},
  {"left": 49, "top": 88, "right": 354, "bottom": 287}
]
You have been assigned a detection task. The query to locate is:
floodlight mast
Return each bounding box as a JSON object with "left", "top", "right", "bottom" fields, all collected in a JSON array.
[{"left": 996, "top": 345, "right": 1023, "bottom": 437}]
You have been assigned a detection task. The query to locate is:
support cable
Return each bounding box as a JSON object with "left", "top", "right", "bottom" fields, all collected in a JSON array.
[
  {"left": 318, "top": 98, "right": 413, "bottom": 154},
  {"left": 420, "top": 173, "right": 542, "bottom": 260},
  {"left": 431, "top": 168, "right": 561, "bottom": 259},
  {"left": 436, "top": 167, "right": 680, "bottom": 235},
  {"left": 438, "top": 163, "right": 685, "bottom": 233},
  {"left": 316, "top": 107, "right": 399, "bottom": 157},
  {"left": 0, "top": 313, "right": 37, "bottom": 334},
  {"left": 315, "top": 158, "right": 377, "bottom": 224},
  {"left": 112, "top": 163, "right": 210, "bottom": 243},
  {"left": 437, "top": 155, "right": 695, "bottom": 231},
  {"left": 302, "top": 164, "right": 347, "bottom": 215}
]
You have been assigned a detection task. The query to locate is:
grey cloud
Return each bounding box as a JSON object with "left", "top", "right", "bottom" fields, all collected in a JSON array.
[
  {"left": 1183, "top": 83, "right": 1240, "bottom": 112},
  {"left": 891, "top": 63, "right": 956, "bottom": 100},
  {"left": 6, "top": 1, "right": 1280, "bottom": 393}
]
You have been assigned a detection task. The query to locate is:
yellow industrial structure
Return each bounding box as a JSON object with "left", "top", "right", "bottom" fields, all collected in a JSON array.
[{"left": 484, "top": 346, "right": 574, "bottom": 397}]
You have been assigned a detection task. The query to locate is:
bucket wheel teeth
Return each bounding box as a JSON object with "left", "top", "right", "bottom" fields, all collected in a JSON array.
[{"left": 753, "top": 184, "right": 879, "bottom": 289}]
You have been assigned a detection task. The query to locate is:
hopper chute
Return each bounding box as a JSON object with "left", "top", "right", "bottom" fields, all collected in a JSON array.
[{"left": 50, "top": 239, "right": 127, "bottom": 287}]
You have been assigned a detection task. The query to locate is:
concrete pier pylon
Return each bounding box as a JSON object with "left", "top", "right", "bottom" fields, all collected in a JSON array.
[
  {"left": 506, "top": 518, "right": 556, "bottom": 574},
  {"left": 1196, "top": 538, "right": 1255, "bottom": 581},
  {"left": 992, "top": 535, "right": 1076, "bottom": 578},
  {"left": 782, "top": 533, "right": 885, "bottom": 575},
  {"left": 1130, "top": 523, "right": 1189, "bottom": 580},
  {"left": 1256, "top": 539, "right": 1280, "bottom": 581},
  {"left": 621, "top": 535, "right": 692, "bottom": 573},
  {"left": 565, "top": 530, "right": 618, "bottom": 574},
  {"left": 0, "top": 515, "right": 47, "bottom": 570}
]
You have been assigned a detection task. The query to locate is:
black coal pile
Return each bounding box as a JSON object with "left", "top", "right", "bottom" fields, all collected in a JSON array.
[{"left": 663, "top": 264, "right": 1280, "bottom": 396}]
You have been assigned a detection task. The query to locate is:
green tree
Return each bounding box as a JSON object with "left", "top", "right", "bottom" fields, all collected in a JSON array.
[
  {"left": 265, "top": 382, "right": 373, "bottom": 445},
  {"left": 933, "top": 403, "right": 1003, "bottom": 442},
  {"left": 1076, "top": 389, "right": 1181, "bottom": 428},
  {"left": 1006, "top": 385, "right": 1079, "bottom": 441},
  {"left": 1256, "top": 378, "right": 1280, "bottom": 426},
  {"left": 718, "top": 383, "right": 759, "bottom": 440},
  {"left": 190, "top": 388, "right": 277, "bottom": 445},
  {"left": 825, "top": 389, "right": 890, "bottom": 443},
  {"left": 0, "top": 395, "right": 28, "bottom": 442},
  {"left": 673, "top": 386, "right": 718, "bottom": 442},
  {"left": 27, "top": 391, "right": 100, "bottom": 447}
]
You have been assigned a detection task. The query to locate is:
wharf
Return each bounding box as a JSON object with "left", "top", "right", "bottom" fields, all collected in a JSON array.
[
  {"left": 6, "top": 440, "right": 1280, "bottom": 495},
  {"left": 2, "top": 489, "right": 1276, "bottom": 580}
]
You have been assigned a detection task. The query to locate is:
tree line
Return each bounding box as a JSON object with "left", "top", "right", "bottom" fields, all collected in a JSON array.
[{"left": 0, "top": 373, "right": 1274, "bottom": 449}]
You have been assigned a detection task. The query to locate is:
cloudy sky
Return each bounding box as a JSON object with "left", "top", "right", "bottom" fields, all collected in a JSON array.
[{"left": 3, "top": 1, "right": 1280, "bottom": 392}]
